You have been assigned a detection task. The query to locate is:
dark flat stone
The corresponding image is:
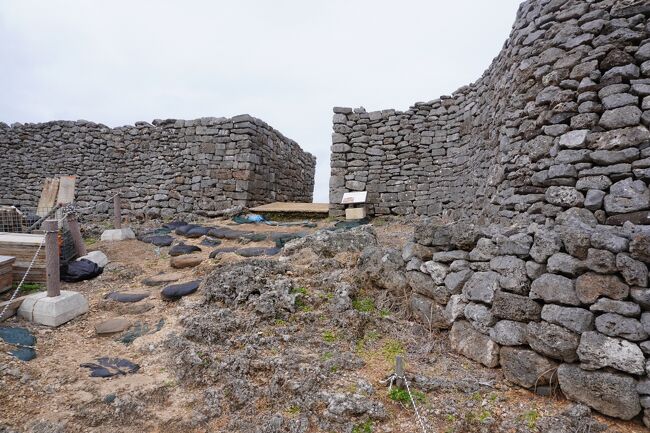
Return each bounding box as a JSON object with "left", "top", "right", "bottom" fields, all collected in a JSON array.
[
  {"left": 169, "top": 243, "right": 202, "bottom": 256},
  {"left": 81, "top": 357, "right": 140, "bottom": 377},
  {"left": 0, "top": 327, "right": 36, "bottom": 347},
  {"left": 163, "top": 220, "right": 188, "bottom": 230},
  {"left": 236, "top": 247, "right": 281, "bottom": 257},
  {"left": 141, "top": 235, "right": 174, "bottom": 247},
  {"left": 105, "top": 292, "right": 149, "bottom": 303},
  {"left": 606, "top": 211, "right": 650, "bottom": 226},
  {"left": 161, "top": 280, "right": 202, "bottom": 301},
  {"left": 209, "top": 247, "right": 239, "bottom": 258},
  {"left": 10, "top": 347, "right": 36, "bottom": 361},
  {"left": 200, "top": 237, "right": 221, "bottom": 247},
  {"left": 207, "top": 227, "right": 252, "bottom": 240}
]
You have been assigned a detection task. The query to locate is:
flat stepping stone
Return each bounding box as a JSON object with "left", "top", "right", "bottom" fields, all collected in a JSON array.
[
  {"left": 142, "top": 273, "right": 183, "bottom": 286},
  {"left": 105, "top": 292, "right": 149, "bottom": 303},
  {"left": 141, "top": 235, "right": 174, "bottom": 247},
  {"left": 236, "top": 247, "right": 281, "bottom": 257},
  {"left": 163, "top": 220, "right": 188, "bottom": 230},
  {"left": 241, "top": 233, "right": 267, "bottom": 242},
  {"left": 209, "top": 247, "right": 239, "bottom": 258},
  {"left": 175, "top": 224, "right": 209, "bottom": 238},
  {"left": 81, "top": 357, "right": 140, "bottom": 378},
  {"left": 161, "top": 280, "right": 202, "bottom": 301},
  {"left": 200, "top": 237, "right": 221, "bottom": 247},
  {"left": 95, "top": 318, "right": 130, "bottom": 335},
  {"left": 0, "top": 327, "right": 36, "bottom": 347},
  {"left": 169, "top": 243, "right": 202, "bottom": 256},
  {"left": 207, "top": 227, "right": 252, "bottom": 240},
  {"left": 10, "top": 347, "right": 36, "bottom": 362},
  {"left": 170, "top": 255, "right": 203, "bottom": 269}
]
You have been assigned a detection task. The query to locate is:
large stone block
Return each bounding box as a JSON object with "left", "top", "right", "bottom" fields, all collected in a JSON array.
[
  {"left": 541, "top": 304, "right": 594, "bottom": 333},
  {"left": 462, "top": 271, "right": 500, "bottom": 304},
  {"left": 575, "top": 273, "right": 629, "bottom": 304},
  {"left": 492, "top": 291, "right": 541, "bottom": 322},
  {"left": 530, "top": 273, "right": 581, "bottom": 306},
  {"left": 500, "top": 347, "right": 558, "bottom": 389},
  {"left": 557, "top": 363, "right": 641, "bottom": 420},
  {"left": 409, "top": 293, "right": 449, "bottom": 329},
  {"left": 526, "top": 321, "right": 579, "bottom": 362},
  {"left": 450, "top": 320, "right": 500, "bottom": 368},
  {"left": 489, "top": 320, "right": 527, "bottom": 346},
  {"left": 577, "top": 331, "right": 645, "bottom": 374}
]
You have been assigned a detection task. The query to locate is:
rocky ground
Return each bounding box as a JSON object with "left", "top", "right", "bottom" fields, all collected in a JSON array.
[{"left": 0, "top": 216, "right": 647, "bottom": 433}]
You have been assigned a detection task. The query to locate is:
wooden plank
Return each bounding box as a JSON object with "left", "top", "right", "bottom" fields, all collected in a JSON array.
[
  {"left": 249, "top": 202, "right": 330, "bottom": 214},
  {"left": 0, "top": 295, "right": 29, "bottom": 322},
  {"left": 37, "top": 178, "right": 59, "bottom": 217},
  {"left": 56, "top": 175, "right": 76, "bottom": 205},
  {"left": 0, "top": 233, "right": 46, "bottom": 284}
]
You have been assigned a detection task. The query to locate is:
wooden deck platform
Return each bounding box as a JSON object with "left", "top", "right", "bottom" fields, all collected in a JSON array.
[{"left": 250, "top": 202, "right": 330, "bottom": 214}]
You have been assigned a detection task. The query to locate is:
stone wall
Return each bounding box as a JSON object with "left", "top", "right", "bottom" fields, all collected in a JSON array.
[
  {"left": 329, "top": 0, "right": 650, "bottom": 223},
  {"left": 0, "top": 115, "right": 315, "bottom": 219},
  {"left": 347, "top": 0, "right": 650, "bottom": 426}
]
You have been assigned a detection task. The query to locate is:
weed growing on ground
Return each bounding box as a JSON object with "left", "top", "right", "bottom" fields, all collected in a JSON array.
[
  {"left": 381, "top": 339, "right": 405, "bottom": 361},
  {"left": 351, "top": 420, "right": 373, "bottom": 433},
  {"left": 352, "top": 297, "right": 375, "bottom": 313},
  {"left": 388, "top": 387, "right": 425, "bottom": 405},
  {"left": 522, "top": 409, "right": 540, "bottom": 430},
  {"left": 14, "top": 282, "right": 43, "bottom": 294},
  {"left": 322, "top": 330, "right": 337, "bottom": 343}
]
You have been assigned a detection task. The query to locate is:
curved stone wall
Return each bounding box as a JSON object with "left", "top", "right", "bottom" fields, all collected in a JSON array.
[
  {"left": 329, "top": 0, "right": 650, "bottom": 226},
  {"left": 339, "top": 0, "right": 650, "bottom": 426},
  {"left": 0, "top": 115, "right": 316, "bottom": 219}
]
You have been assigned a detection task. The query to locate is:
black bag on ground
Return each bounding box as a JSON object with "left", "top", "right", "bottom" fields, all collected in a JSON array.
[{"left": 60, "top": 259, "right": 103, "bottom": 283}]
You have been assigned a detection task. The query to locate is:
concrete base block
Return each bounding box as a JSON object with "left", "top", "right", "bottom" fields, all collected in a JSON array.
[
  {"left": 18, "top": 291, "right": 89, "bottom": 327},
  {"left": 100, "top": 228, "right": 135, "bottom": 242}
]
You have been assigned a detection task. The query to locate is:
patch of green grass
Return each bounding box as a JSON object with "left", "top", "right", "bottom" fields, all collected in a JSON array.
[
  {"left": 381, "top": 339, "right": 405, "bottom": 361},
  {"left": 321, "top": 351, "right": 334, "bottom": 361},
  {"left": 352, "top": 297, "right": 375, "bottom": 313},
  {"left": 286, "top": 405, "right": 300, "bottom": 416},
  {"left": 379, "top": 308, "right": 390, "bottom": 318},
  {"left": 84, "top": 237, "right": 98, "bottom": 246},
  {"left": 388, "top": 387, "right": 425, "bottom": 405},
  {"left": 477, "top": 409, "right": 492, "bottom": 423},
  {"left": 322, "top": 330, "right": 337, "bottom": 343},
  {"left": 522, "top": 409, "right": 540, "bottom": 429},
  {"left": 13, "top": 282, "right": 43, "bottom": 294},
  {"left": 351, "top": 420, "right": 373, "bottom": 433},
  {"left": 291, "top": 287, "right": 308, "bottom": 295},
  {"left": 275, "top": 319, "right": 286, "bottom": 326}
]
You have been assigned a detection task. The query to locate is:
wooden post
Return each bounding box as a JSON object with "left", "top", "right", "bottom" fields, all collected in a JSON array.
[
  {"left": 43, "top": 219, "right": 60, "bottom": 298},
  {"left": 66, "top": 213, "right": 87, "bottom": 257},
  {"left": 113, "top": 194, "right": 122, "bottom": 229},
  {"left": 395, "top": 355, "right": 405, "bottom": 388}
]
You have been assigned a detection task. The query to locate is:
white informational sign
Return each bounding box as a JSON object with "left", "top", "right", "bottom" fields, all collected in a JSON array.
[{"left": 341, "top": 191, "right": 368, "bottom": 205}]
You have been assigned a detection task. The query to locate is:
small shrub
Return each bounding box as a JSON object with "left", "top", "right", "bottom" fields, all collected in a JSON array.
[
  {"left": 352, "top": 297, "right": 375, "bottom": 313},
  {"left": 351, "top": 420, "right": 373, "bottom": 433},
  {"left": 322, "top": 331, "right": 337, "bottom": 343},
  {"left": 381, "top": 339, "right": 405, "bottom": 360},
  {"left": 291, "top": 287, "right": 308, "bottom": 295},
  {"left": 522, "top": 409, "right": 540, "bottom": 429}
]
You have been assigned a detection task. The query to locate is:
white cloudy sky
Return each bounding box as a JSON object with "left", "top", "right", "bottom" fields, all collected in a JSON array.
[{"left": 0, "top": 0, "right": 522, "bottom": 202}]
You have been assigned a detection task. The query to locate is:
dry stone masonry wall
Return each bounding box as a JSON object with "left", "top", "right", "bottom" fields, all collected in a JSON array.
[
  {"left": 0, "top": 115, "right": 315, "bottom": 219},
  {"left": 373, "top": 0, "right": 650, "bottom": 426},
  {"left": 330, "top": 0, "right": 650, "bottom": 224}
]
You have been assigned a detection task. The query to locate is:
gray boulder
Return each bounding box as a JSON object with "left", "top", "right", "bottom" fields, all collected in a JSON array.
[
  {"left": 443, "top": 269, "right": 473, "bottom": 294},
  {"left": 462, "top": 271, "right": 500, "bottom": 304},
  {"left": 406, "top": 271, "right": 450, "bottom": 304},
  {"left": 468, "top": 237, "right": 498, "bottom": 261},
  {"left": 444, "top": 294, "right": 468, "bottom": 323},
  {"left": 546, "top": 253, "right": 585, "bottom": 277},
  {"left": 604, "top": 178, "right": 650, "bottom": 214},
  {"left": 492, "top": 291, "right": 542, "bottom": 322},
  {"left": 590, "top": 298, "right": 640, "bottom": 317},
  {"left": 489, "top": 255, "right": 529, "bottom": 294},
  {"left": 584, "top": 248, "right": 617, "bottom": 274},
  {"left": 530, "top": 273, "right": 581, "bottom": 306},
  {"left": 630, "top": 230, "right": 650, "bottom": 264},
  {"left": 500, "top": 347, "right": 558, "bottom": 389},
  {"left": 489, "top": 320, "right": 527, "bottom": 346},
  {"left": 558, "top": 363, "right": 641, "bottom": 420},
  {"left": 450, "top": 320, "right": 500, "bottom": 368},
  {"left": 464, "top": 302, "right": 496, "bottom": 334},
  {"left": 420, "top": 261, "right": 449, "bottom": 285},
  {"left": 595, "top": 313, "right": 648, "bottom": 341},
  {"left": 530, "top": 228, "right": 562, "bottom": 263},
  {"left": 545, "top": 186, "right": 585, "bottom": 208},
  {"left": 526, "top": 321, "right": 580, "bottom": 362},
  {"left": 590, "top": 228, "right": 628, "bottom": 253},
  {"left": 599, "top": 105, "right": 642, "bottom": 130},
  {"left": 577, "top": 331, "right": 645, "bottom": 374},
  {"left": 541, "top": 304, "right": 594, "bottom": 333},
  {"left": 409, "top": 293, "right": 449, "bottom": 329}
]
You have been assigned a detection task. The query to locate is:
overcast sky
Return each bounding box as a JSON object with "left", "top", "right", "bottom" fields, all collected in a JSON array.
[{"left": 0, "top": 0, "right": 522, "bottom": 202}]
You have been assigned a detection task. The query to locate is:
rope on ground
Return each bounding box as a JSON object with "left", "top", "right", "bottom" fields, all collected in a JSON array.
[
  {"left": 386, "top": 373, "right": 430, "bottom": 433},
  {"left": 0, "top": 236, "right": 46, "bottom": 320}
]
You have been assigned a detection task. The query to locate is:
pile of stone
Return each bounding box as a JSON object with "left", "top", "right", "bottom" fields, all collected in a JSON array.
[{"left": 403, "top": 215, "right": 650, "bottom": 423}]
